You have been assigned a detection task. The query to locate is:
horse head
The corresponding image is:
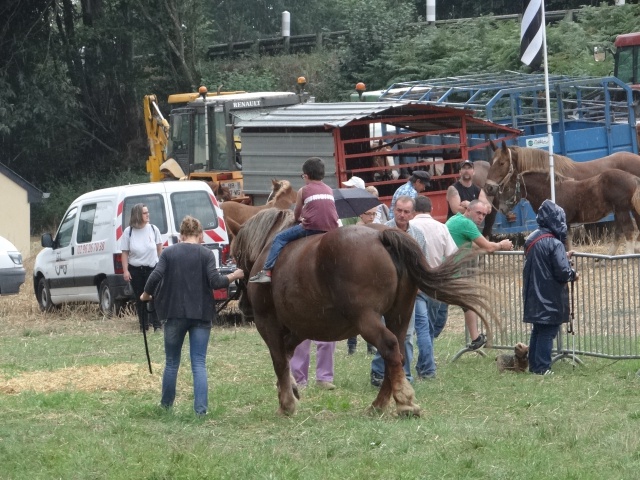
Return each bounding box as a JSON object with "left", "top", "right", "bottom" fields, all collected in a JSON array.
[
  {"left": 206, "top": 180, "right": 232, "bottom": 202},
  {"left": 485, "top": 141, "right": 516, "bottom": 197},
  {"left": 371, "top": 140, "right": 395, "bottom": 181},
  {"left": 270, "top": 180, "right": 297, "bottom": 209}
]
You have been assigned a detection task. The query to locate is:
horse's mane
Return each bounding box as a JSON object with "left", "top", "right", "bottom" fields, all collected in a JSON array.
[
  {"left": 231, "top": 209, "right": 295, "bottom": 272},
  {"left": 520, "top": 169, "right": 574, "bottom": 184},
  {"left": 513, "top": 147, "right": 576, "bottom": 175}
]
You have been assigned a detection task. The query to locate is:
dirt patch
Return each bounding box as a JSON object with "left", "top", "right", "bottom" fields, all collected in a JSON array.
[{"left": 0, "top": 363, "right": 159, "bottom": 394}]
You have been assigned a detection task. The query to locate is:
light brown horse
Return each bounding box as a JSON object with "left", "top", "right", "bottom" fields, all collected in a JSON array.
[
  {"left": 231, "top": 209, "right": 495, "bottom": 417},
  {"left": 485, "top": 141, "right": 640, "bottom": 244},
  {"left": 497, "top": 170, "right": 640, "bottom": 254},
  {"left": 486, "top": 141, "right": 640, "bottom": 193},
  {"left": 220, "top": 179, "right": 297, "bottom": 238}
]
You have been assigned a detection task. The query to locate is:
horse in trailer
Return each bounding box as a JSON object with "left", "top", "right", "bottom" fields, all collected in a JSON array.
[
  {"left": 231, "top": 209, "right": 496, "bottom": 417},
  {"left": 495, "top": 170, "right": 640, "bottom": 254},
  {"left": 220, "top": 179, "right": 297, "bottom": 238},
  {"left": 370, "top": 140, "right": 398, "bottom": 182}
]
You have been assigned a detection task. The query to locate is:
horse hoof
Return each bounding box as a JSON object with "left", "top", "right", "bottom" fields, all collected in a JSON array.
[
  {"left": 396, "top": 404, "right": 421, "bottom": 418},
  {"left": 365, "top": 404, "right": 388, "bottom": 417},
  {"left": 276, "top": 406, "right": 296, "bottom": 417}
]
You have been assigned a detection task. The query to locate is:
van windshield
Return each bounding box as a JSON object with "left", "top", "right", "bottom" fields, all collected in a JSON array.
[{"left": 171, "top": 191, "right": 218, "bottom": 230}]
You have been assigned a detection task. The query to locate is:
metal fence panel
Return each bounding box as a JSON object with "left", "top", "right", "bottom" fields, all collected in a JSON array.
[{"left": 476, "top": 251, "right": 640, "bottom": 361}]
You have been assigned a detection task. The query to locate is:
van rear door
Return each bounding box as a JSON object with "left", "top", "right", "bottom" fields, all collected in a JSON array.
[
  {"left": 168, "top": 186, "right": 227, "bottom": 266},
  {"left": 120, "top": 193, "right": 170, "bottom": 245}
]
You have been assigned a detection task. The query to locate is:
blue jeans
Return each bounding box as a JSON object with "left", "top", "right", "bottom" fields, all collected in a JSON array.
[
  {"left": 414, "top": 293, "right": 436, "bottom": 378},
  {"left": 528, "top": 323, "right": 561, "bottom": 374},
  {"left": 371, "top": 308, "right": 415, "bottom": 382},
  {"left": 162, "top": 318, "right": 212, "bottom": 415},
  {"left": 428, "top": 298, "right": 449, "bottom": 339},
  {"left": 263, "top": 224, "right": 324, "bottom": 271}
]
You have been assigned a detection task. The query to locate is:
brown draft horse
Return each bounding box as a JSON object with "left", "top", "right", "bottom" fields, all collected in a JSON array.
[
  {"left": 487, "top": 142, "right": 640, "bottom": 186},
  {"left": 497, "top": 170, "right": 640, "bottom": 254},
  {"left": 220, "top": 179, "right": 297, "bottom": 238},
  {"left": 231, "top": 209, "right": 495, "bottom": 417},
  {"left": 485, "top": 142, "right": 640, "bottom": 242}
]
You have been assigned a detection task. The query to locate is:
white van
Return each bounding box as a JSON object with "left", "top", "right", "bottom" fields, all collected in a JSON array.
[{"left": 33, "top": 181, "right": 232, "bottom": 316}]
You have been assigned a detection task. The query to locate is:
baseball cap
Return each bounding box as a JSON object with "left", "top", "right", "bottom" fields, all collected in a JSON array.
[
  {"left": 461, "top": 159, "right": 474, "bottom": 168},
  {"left": 342, "top": 176, "right": 365, "bottom": 189}
]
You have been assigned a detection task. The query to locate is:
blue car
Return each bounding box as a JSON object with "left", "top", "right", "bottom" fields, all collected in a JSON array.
[{"left": 0, "top": 236, "right": 25, "bottom": 295}]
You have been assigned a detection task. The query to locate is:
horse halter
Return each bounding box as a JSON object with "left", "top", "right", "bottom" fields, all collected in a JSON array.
[
  {"left": 503, "top": 172, "right": 527, "bottom": 210},
  {"left": 496, "top": 147, "right": 516, "bottom": 194}
]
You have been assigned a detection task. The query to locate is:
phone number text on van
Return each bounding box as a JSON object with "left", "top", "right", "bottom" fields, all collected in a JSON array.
[{"left": 76, "top": 240, "right": 106, "bottom": 255}]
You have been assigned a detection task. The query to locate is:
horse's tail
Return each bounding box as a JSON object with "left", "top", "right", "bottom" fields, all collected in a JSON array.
[{"left": 380, "top": 229, "right": 497, "bottom": 342}]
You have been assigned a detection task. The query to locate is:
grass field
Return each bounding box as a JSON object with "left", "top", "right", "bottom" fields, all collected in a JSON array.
[{"left": 2, "top": 242, "right": 640, "bottom": 479}]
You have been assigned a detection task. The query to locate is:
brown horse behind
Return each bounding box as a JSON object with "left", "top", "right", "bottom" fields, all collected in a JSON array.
[
  {"left": 498, "top": 170, "right": 640, "bottom": 254},
  {"left": 220, "top": 179, "right": 297, "bottom": 237},
  {"left": 487, "top": 142, "right": 640, "bottom": 186},
  {"left": 231, "top": 209, "right": 495, "bottom": 417},
  {"left": 485, "top": 141, "right": 640, "bottom": 244}
]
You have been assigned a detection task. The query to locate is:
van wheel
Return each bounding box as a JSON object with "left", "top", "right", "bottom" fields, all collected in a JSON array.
[
  {"left": 99, "top": 280, "right": 126, "bottom": 317},
  {"left": 37, "top": 277, "right": 58, "bottom": 312}
]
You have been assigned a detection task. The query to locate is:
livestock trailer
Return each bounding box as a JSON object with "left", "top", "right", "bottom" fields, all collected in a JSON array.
[
  {"left": 236, "top": 102, "right": 520, "bottom": 221},
  {"left": 365, "top": 72, "right": 639, "bottom": 233}
]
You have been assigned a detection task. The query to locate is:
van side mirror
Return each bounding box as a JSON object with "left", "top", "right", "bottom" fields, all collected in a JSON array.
[{"left": 41, "top": 233, "right": 54, "bottom": 248}]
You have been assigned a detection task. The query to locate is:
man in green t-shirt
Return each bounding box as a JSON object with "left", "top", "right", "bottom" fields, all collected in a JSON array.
[{"left": 445, "top": 200, "right": 513, "bottom": 350}]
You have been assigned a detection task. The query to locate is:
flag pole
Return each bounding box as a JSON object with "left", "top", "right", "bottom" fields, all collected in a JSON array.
[{"left": 540, "top": 0, "right": 555, "bottom": 202}]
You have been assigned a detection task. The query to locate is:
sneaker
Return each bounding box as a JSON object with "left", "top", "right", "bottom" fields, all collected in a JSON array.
[
  {"left": 417, "top": 373, "right": 436, "bottom": 380},
  {"left": 468, "top": 333, "right": 487, "bottom": 350},
  {"left": 249, "top": 270, "right": 271, "bottom": 283},
  {"left": 370, "top": 372, "right": 383, "bottom": 388},
  {"left": 316, "top": 381, "right": 336, "bottom": 390},
  {"left": 367, "top": 344, "right": 377, "bottom": 355}
]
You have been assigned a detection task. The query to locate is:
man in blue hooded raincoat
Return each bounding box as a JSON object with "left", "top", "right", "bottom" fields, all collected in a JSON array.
[{"left": 522, "top": 200, "right": 578, "bottom": 375}]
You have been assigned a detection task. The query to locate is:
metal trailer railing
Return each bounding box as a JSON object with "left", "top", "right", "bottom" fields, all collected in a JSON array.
[{"left": 453, "top": 251, "right": 640, "bottom": 364}]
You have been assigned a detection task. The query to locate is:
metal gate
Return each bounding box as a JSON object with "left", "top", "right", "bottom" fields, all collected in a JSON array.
[{"left": 458, "top": 251, "right": 640, "bottom": 362}]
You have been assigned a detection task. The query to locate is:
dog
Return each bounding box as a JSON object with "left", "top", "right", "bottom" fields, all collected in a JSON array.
[{"left": 496, "top": 342, "right": 529, "bottom": 373}]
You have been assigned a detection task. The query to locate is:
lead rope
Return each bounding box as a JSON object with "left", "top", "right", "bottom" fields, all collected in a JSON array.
[{"left": 569, "top": 276, "right": 576, "bottom": 369}]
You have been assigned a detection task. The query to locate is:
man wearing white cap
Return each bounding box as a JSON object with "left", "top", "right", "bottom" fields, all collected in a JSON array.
[{"left": 342, "top": 176, "right": 366, "bottom": 190}]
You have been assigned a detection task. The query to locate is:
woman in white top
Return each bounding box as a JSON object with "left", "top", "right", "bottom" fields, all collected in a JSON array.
[{"left": 121, "top": 203, "right": 163, "bottom": 331}]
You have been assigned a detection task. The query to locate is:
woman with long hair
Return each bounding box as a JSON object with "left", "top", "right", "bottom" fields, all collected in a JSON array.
[{"left": 121, "top": 203, "right": 162, "bottom": 331}]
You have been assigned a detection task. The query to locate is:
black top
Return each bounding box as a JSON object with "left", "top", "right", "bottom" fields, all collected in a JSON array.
[
  {"left": 446, "top": 181, "right": 481, "bottom": 219},
  {"left": 144, "top": 242, "right": 230, "bottom": 322}
]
